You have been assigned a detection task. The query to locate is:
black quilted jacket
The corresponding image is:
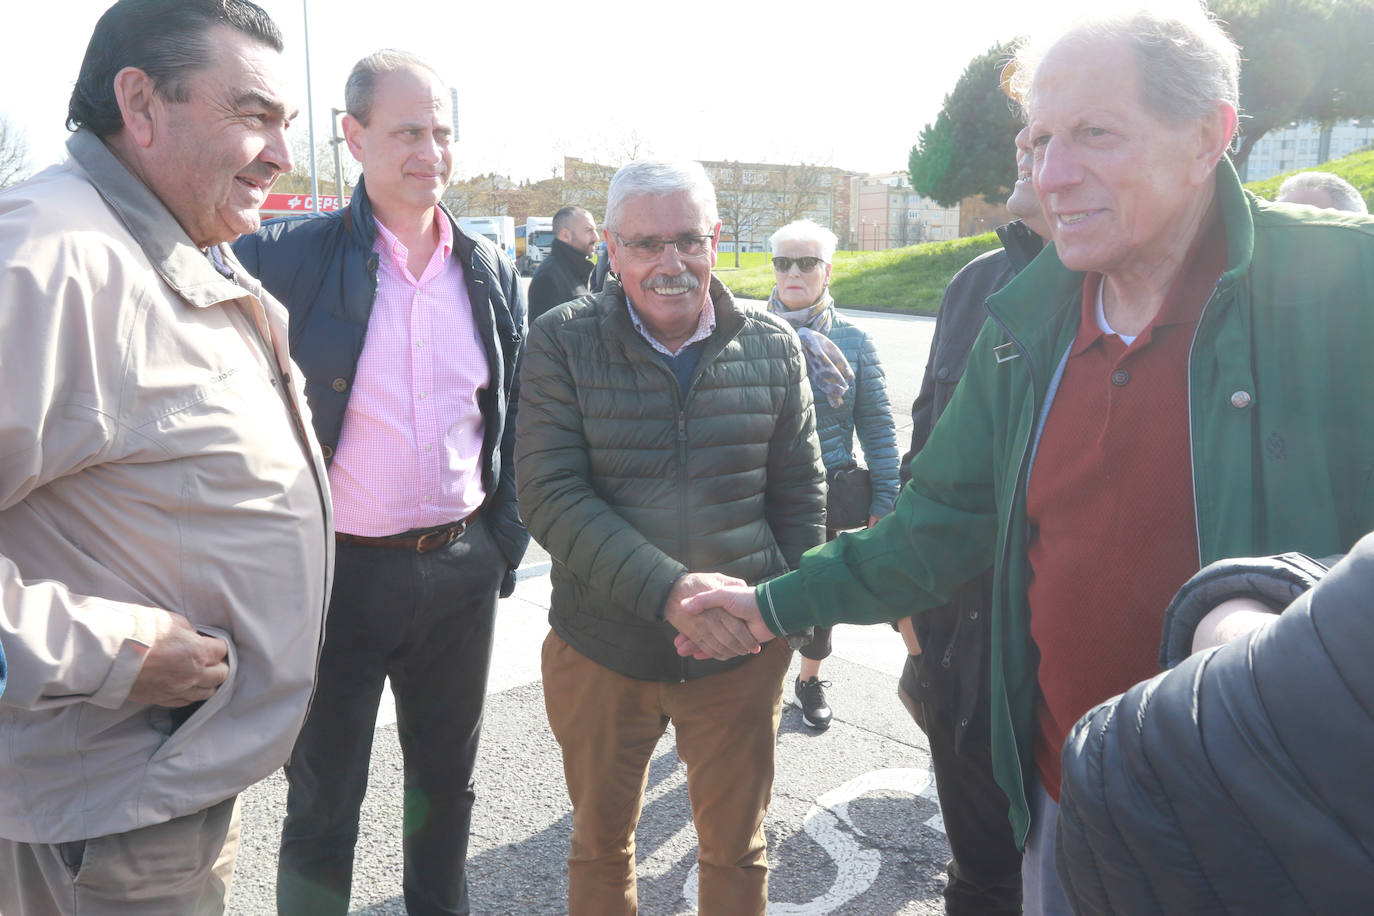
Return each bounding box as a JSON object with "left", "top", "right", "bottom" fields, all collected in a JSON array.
[{"left": 1057, "top": 532, "right": 1374, "bottom": 913}]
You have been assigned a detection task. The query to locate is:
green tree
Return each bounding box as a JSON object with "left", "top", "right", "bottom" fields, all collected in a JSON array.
[
  {"left": 1216, "top": 0, "right": 1374, "bottom": 165},
  {"left": 908, "top": 41, "right": 1023, "bottom": 207}
]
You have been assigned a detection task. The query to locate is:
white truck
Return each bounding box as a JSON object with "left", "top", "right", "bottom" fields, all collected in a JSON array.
[
  {"left": 515, "top": 216, "right": 555, "bottom": 276},
  {"left": 457, "top": 216, "right": 516, "bottom": 261}
]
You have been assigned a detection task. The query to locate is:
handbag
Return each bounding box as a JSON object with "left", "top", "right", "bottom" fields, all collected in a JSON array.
[{"left": 825, "top": 464, "right": 873, "bottom": 531}]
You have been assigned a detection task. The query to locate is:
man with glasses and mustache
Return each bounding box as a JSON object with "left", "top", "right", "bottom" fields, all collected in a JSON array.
[{"left": 515, "top": 159, "right": 825, "bottom": 916}]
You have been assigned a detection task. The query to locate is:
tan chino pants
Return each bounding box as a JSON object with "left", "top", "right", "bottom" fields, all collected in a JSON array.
[{"left": 543, "top": 630, "right": 791, "bottom": 916}]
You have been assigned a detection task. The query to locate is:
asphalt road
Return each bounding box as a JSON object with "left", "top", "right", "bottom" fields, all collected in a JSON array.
[{"left": 227, "top": 307, "right": 950, "bottom": 915}]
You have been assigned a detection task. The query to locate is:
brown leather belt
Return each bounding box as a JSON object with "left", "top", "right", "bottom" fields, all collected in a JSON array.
[{"left": 335, "top": 512, "right": 477, "bottom": 553}]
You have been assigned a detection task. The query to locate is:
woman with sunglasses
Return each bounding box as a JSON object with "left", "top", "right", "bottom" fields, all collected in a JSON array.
[{"left": 767, "top": 219, "right": 900, "bottom": 730}]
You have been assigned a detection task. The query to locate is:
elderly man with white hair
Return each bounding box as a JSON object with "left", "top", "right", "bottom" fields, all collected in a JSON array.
[
  {"left": 675, "top": 3, "right": 1374, "bottom": 913},
  {"left": 516, "top": 159, "right": 825, "bottom": 916},
  {"left": 1277, "top": 169, "right": 1368, "bottom": 214}
]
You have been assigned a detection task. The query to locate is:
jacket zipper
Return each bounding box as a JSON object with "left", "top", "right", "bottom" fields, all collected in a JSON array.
[{"left": 1185, "top": 279, "right": 1226, "bottom": 567}]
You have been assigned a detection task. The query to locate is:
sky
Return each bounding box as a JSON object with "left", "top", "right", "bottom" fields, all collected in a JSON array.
[{"left": 4, "top": 0, "right": 1040, "bottom": 185}]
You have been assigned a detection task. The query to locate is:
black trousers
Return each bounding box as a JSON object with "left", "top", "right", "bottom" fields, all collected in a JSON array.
[
  {"left": 900, "top": 655, "right": 1022, "bottom": 915},
  {"left": 277, "top": 517, "right": 503, "bottom": 916}
]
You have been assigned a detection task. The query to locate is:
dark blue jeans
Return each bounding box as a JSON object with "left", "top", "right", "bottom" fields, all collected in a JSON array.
[{"left": 277, "top": 517, "right": 503, "bottom": 916}]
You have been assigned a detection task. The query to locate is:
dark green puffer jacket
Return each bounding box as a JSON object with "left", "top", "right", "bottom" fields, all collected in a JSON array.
[{"left": 516, "top": 276, "right": 826, "bottom": 681}]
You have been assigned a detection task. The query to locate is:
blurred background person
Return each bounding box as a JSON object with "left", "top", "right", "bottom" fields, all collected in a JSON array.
[
  {"left": 1276, "top": 170, "right": 1368, "bottom": 214},
  {"left": 529, "top": 205, "right": 598, "bottom": 322},
  {"left": 894, "top": 124, "right": 1047, "bottom": 915},
  {"left": 767, "top": 219, "right": 899, "bottom": 730}
]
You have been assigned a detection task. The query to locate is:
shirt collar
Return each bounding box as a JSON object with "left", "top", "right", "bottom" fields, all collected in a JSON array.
[
  {"left": 625, "top": 292, "right": 717, "bottom": 357},
  {"left": 1071, "top": 201, "right": 1226, "bottom": 355},
  {"left": 371, "top": 205, "right": 453, "bottom": 271}
]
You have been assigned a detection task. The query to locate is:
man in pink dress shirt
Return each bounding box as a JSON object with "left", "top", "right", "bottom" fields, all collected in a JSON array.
[{"left": 234, "top": 50, "right": 528, "bottom": 916}]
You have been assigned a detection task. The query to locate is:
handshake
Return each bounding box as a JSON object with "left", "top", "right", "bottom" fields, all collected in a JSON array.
[{"left": 663, "top": 572, "right": 772, "bottom": 661}]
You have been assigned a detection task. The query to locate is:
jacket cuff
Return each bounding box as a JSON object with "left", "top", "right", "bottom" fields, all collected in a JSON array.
[
  {"left": 1159, "top": 551, "right": 1330, "bottom": 669},
  {"left": 756, "top": 571, "right": 805, "bottom": 638},
  {"left": 89, "top": 609, "right": 158, "bottom": 709}
]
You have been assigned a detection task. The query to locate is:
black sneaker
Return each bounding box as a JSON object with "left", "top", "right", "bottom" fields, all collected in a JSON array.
[{"left": 795, "top": 676, "right": 833, "bottom": 730}]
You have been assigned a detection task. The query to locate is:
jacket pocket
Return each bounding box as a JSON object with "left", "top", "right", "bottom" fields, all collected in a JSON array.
[{"left": 147, "top": 624, "right": 237, "bottom": 765}]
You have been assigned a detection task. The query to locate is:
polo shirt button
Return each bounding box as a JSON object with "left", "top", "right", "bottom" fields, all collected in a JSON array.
[
  {"left": 936, "top": 366, "right": 950, "bottom": 380},
  {"left": 1231, "top": 390, "right": 1253, "bottom": 409},
  {"left": 960, "top": 718, "right": 970, "bottom": 728},
  {"left": 1111, "top": 369, "right": 1130, "bottom": 386},
  {"left": 332, "top": 377, "right": 348, "bottom": 392},
  {"left": 969, "top": 610, "right": 979, "bottom": 620},
  {"left": 321, "top": 444, "right": 334, "bottom": 459}
]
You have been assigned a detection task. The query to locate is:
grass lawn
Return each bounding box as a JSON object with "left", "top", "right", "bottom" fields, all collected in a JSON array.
[
  {"left": 1241, "top": 148, "right": 1374, "bottom": 211},
  {"left": 715, "top": 147, "right": 1373, "bottom": 314}
]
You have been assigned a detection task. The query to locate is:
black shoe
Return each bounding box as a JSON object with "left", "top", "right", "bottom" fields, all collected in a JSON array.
[{"left": 795, "top": 676, "right": 833, "bottom": 730}]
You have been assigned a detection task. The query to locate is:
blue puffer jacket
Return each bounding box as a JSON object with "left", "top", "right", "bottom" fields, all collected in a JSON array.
[{"left": 813, "top": 314, "right": 900, "bottom": 519}]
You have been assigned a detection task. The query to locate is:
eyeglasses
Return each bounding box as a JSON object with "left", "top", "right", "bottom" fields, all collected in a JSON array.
[
  {"left": 772, "top": 256, "right": 826, "bottom": 273},
  {"left": 614, "top": 234, "right": 714, "bottom": 260}
]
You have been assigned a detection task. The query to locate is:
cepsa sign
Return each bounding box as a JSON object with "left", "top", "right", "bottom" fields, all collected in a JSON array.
[{"left": 261, "top": 193, "right": 352, "bottom": 216}]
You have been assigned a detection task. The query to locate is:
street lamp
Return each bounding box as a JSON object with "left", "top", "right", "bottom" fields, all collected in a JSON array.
[
  {"left": 301, "top": 0, "right": 319, "bottom": 211},
  {"left": 330, "top": 107, "right": 347, "bottom": 206}
]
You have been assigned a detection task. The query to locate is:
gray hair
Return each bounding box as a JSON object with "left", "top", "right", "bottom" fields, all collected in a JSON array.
[
  {"left": 769, "top": 219, "right": 838, "bottom": 261},
  {"left": 1008, "top": 2, "right": 1239, "bottom": 130},
  {"left": 1277, "top": 171, "right": 1368, "bottom": 214},
  {"left": 345, "top": 49, "right": 443, "bottom": 126},
  {"left": 552, "top": 205, "right": 592, "bottom": 234},
  {"left": 603, "top": 159, "right": 718, "bottom": 233}
]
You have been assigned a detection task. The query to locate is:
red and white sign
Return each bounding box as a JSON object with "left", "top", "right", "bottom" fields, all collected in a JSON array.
[{"left": 262, "top": 192, "right": 352, "bottom": 214}]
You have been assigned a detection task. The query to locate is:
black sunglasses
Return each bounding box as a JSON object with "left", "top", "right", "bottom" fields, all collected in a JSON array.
[{"left": 772, "top": 256, "right": 825, "bottom": 273}]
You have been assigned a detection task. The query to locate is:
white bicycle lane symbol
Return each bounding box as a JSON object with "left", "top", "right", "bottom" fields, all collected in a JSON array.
[{"left": 672, "top": 767, "right": 944, "bottom": 914}]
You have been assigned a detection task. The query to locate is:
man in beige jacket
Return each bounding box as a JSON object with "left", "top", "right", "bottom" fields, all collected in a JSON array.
[{"left": 0, "top": 1, "right": 332, "bottom": 913}]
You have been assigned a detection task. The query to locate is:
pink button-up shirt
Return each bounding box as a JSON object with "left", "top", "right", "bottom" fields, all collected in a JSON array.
[{"left": 330, "top": 210, "right": 488, "bottom": 536}]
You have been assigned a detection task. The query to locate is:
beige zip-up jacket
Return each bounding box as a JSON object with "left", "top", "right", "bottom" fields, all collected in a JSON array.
[{"left": 0, "top": 131, "right": 333, "bottom": 843}]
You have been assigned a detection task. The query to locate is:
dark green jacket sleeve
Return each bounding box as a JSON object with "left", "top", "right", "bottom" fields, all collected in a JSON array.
[
  {"left": 759, "top": 325, "right": 1006, "bottom": 635},
  {"left": 515, "top": 316, "right": 686, "bottom": 624}
]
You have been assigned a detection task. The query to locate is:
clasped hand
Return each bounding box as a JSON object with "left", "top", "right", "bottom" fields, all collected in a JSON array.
[{"left": 663, "top": 574, "right": 771, "bottom": 661}]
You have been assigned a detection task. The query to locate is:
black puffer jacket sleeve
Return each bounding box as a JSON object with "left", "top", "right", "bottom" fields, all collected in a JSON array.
[{"left": 1058, "top": 532, "right": 1374, "bottom": 915}]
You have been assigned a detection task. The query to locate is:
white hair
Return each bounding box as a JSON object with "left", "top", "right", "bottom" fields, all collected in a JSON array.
[
  {"left": 604, "top": 160, "right": 718, "bottom": 233},
  {"left": 1277, "top": 171, "right": 1368, "bottom": 214},
  {"left": 1008, "top": 1, "right": 1239, "bottom": 132},
  {"left": 768, "top": 219, "right": 838, "bottom": 261}
]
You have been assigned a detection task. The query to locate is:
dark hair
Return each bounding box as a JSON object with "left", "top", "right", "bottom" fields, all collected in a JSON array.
[
  {"left": 552, "top": 205, "right": 590, "bottom": 234},
  {"left": 67, "top": 0, "right": 283, "bottom": 138},
  {"left": 344, "top": 50, "right": 442, "bottom": 126}
]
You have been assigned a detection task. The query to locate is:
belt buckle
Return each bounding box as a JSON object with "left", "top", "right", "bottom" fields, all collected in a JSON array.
[{"left": 415, "top": 519, "right": 464, "bottom": 553}]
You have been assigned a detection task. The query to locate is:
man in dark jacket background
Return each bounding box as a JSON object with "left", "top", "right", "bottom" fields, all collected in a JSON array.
[
  {"left": 528, "top": 204, "right": 597, "bottom": 321},
  {"left": 233, "top": 50, "right": 527, "bottom": 916},
  {"left": 895, "top": 125, "right": 1046, "bottom": 916},
  {"left": 516, "top": 159, "right": 824, "bottom": 916}
]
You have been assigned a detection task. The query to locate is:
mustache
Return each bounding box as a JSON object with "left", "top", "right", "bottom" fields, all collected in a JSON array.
[{"left": 645, "top": 272, "right": 700, "bottom": 291}]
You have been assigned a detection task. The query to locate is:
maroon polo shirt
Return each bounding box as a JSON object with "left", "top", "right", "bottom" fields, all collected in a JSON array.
[{"left": 1027, "top": 210, "right": 1226, "bottom": 799}]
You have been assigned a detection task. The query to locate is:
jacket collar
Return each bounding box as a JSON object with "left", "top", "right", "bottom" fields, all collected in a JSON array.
[
  {"left": 346, "top": 175, "right": 479, "bottom": 271},
  {"left": 994, "top": 220, "right": 1046, "bottom": 274},
  {"left": 66, "top": 129, "right": 249, "bottom": 309},
  {"left": 986, "top": 154, "right": 1256, "bottom": 348},
  {"left": 552, "top": 237, "right": 594, "bottom": 272}
]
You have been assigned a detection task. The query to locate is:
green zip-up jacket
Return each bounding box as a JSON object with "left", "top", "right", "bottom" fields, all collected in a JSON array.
[{"left": 758, "top": 158, "right": 1374, "bottom": 846}]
